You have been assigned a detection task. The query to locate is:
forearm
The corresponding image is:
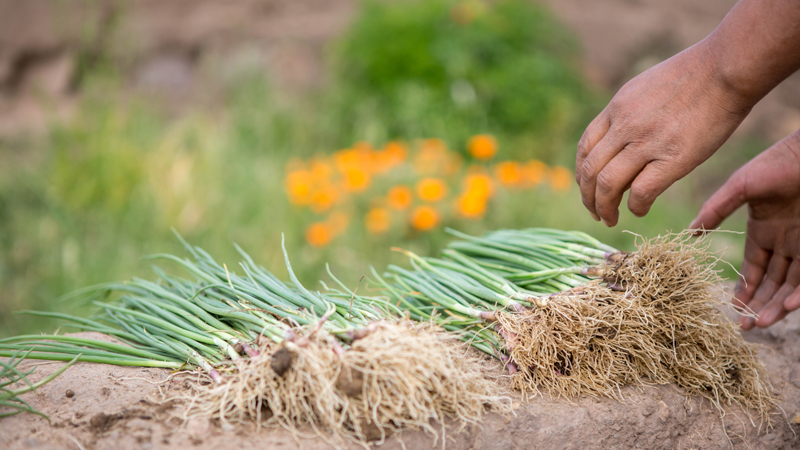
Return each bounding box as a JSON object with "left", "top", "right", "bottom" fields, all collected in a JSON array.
[{"left": 704, "top": 0, "right": 800, "bottom": 108}]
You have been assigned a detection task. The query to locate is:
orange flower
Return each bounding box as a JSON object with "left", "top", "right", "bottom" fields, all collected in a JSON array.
[
  {"left": 342, "top": 167, "right": 371, "bottom": 192},
  {"left": 549, "top": 166, "right": 573, "bottom": 192},
  {"left": 494, "top": 161, "right": 523, "bottom": 187},
  {"left": 285, "top": 170, "right": 314, "bottom": 205},
  {"left": 310, "top": 185, "right": 340, "bottom": 213},
  {"left": 524, "top": 160, "right": 548, "bottom": 186},
  {"left": 457, "top": 191, "right": 488, "bottom": 219},
  {"left": 326, "top": 211, "right": 350, "bottom": 235},
  {"left": 387, "top": 185, "right": 413, "bottom": 210},
  {"left": 413, "top": 139, "right": 449, "bottom": 174},
  {"left": 468, "top": 134, "right": 497, "bottom": 160},
  {"left": 365, "top": 207, "right": 391, "bottom": 234},
  {"left": 305, "top": 222, "right": 332, "bottom": 247},
  {"left": 410, "top": 205, "right": 440, "bottom": 231},
  {"left": 309, "top": 158, "right": 333, "bottom": 181},
  {"left": 416, "top": 178, "right": 448, "bottom": 202},
  {"left": 463, "top": 172, "right": 494, "bottom": 199},
  {"left": 334, "top": 148, "right": 362, "bottom": 173},
  {"left": 384, "top": 141, "right": 408, "bottom": 165}
]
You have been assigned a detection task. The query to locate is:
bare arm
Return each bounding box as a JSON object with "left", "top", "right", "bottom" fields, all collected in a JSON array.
[{"left": 576, "top": 0, "right": 800, "bottom": 226}]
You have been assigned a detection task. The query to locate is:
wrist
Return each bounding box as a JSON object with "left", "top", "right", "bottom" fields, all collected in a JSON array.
[{"left": 695, "top": 37, "right": 759, "bottom": 115}]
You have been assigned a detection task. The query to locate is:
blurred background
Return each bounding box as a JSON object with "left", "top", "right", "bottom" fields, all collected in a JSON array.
[{"left": 2, "top": 0, "right": 800, "bottom": 337}]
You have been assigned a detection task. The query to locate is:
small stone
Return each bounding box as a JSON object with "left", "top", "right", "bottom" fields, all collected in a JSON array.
[
  {"left": 762, "top": 433, "right": 777, "bottom": 441},
  {"left": 221, "top": 422, "right": 235, "bottom": 432},
  {"left": 789, "top": 364, "right": 800, "bottom": 388},
  {"left": 658, "top": 401, "right": 670, "bottom": 422},
  {"left": 65, "top": 389, "right": 75, "bottom": 398}
]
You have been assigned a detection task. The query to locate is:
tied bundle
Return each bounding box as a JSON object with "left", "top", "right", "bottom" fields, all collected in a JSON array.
[
  {"left": 381, "top": 229, "right": 776, "bottom": 427},
  {"left": 0, "top": 234, "right": 508, "bottom": 446}
]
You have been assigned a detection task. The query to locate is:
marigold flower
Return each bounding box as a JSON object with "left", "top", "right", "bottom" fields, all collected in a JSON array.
[
  {"left": 310, "top": 185, "right": 339, "bottom": 213},
  {"left": 413, "top": 139, "right": 449, "bottom": 174},
  {"left": 468, "top": 134, "right": 497, "bottom": 160},
  {"left": 285, "top": 170, "right": 314, "bottom": 205},
  {"left": 384, "top": 141, "right": 408, "bottom": 165},
  {"left": 463, "top": 173, "right": 494, "bottom": 199},
  {"left": 309, "top": 158, "right": 333, "bottom": 181},
  {"left": 365, "top": 207, "right": 391, "bottom": 234},
  {"left": 456, "top": 191, "right": 487, "bottom": 219},
  {"left": 410, "top": 205, "right": 440, "bottom": 231},
  {"left": 334, "top": 148, "right": 362, "bottom": 173},
  {"left": 305, "top": 222, "right": 332, "bottom": 247},
  {"left": 342, "top": 167, "right": 371, "bottom": 192},
  {"left": 524, "top": 160, "right": 548, "bottom": 186},
  {"left": 549, "top": 166, "right": 573, "bottom": 192},
  {"left": 494, "top": 161, "right": 523, "bottom": 187},
  {"left": 387, "top": 185, "right": 413, "bottom": 210},
  {"left": 416, "top": 178, "right": 448, "bottom": 202}
]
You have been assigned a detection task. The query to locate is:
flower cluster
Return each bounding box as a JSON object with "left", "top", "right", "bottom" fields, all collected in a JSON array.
[{"left": 285, "top": 135, "right": 572, "bottom": 247}]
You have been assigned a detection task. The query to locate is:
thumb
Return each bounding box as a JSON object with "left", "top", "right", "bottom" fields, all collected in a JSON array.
[{"left": 689, "top": 172, "right": 747, "bottom": 231}]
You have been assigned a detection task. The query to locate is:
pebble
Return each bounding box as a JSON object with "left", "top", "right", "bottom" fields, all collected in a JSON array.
[{"left": 657, "top": 401, "right": 670, "bottom": 423}]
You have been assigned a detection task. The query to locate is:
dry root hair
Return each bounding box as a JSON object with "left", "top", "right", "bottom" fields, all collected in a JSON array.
[
  {"left": 497, "top": 232, "right": 777, "bottom": 427},
  {"left": 170, "top": 320, "right": 509, "bottom": 447}
]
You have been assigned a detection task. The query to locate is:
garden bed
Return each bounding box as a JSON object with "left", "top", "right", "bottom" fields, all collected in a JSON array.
[{"left": 2, "top": 297, "right": 799, "bottom": 450}]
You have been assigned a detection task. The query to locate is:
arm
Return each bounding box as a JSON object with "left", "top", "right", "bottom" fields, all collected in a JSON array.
[{"left": 576, "top": 0, "right": 800, "bottom": 226}]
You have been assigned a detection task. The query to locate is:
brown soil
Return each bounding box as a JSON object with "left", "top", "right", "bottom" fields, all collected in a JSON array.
[{"left": 2, "top": 296, "right": 800, "bottom": 450}]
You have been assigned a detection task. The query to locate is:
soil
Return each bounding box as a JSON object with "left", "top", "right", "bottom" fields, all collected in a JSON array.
[{"left": 2, "top": 294, "right": 800, "bottom": 450}]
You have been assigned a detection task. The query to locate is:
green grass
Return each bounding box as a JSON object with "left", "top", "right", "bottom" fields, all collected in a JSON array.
[{"left": 0, "top": 0, "right": 756, "bottom": 338}]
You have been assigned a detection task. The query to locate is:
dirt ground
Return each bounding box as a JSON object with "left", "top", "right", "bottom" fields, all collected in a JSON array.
[{"left": 2, "top": 297, "right": 800, "bottom": 450}]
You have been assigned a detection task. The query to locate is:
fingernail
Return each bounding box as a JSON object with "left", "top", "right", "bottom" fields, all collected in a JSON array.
[{"left": 741, "top": 317, "right": 754, "bottom": 330}]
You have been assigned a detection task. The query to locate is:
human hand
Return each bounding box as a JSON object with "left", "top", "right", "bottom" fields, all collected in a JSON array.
[
  {"left": 576, "top": 41, "right": 752, "bottom": 226},
  {"left": 690, "top": 130, "right": 800, "bottom": 329}
]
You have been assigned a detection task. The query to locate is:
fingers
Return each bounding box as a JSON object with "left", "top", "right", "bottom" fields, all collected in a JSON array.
[
  {"left": 576, "top": 113, "right": 611, "bottom": 186},
  {"left": 740, "top": 254, "right": 789, "bottom": 330},
  {"left": 689, "top": 172, "right": 747, "bottom": 231},
  {"left": 593, "top": 150, "right": 648, "bottom": 227},
  {"left": 578, "top": 129, "right": 620, "bottom": 222},
  {"left": 626, "top": 162, "right": 676, "bottom": 218},
  {"left": 753, "top": 259, "right": 800, "bottom": 328},
  {"left": 732, "top": 235, "right": 770, "bottom": 316}
]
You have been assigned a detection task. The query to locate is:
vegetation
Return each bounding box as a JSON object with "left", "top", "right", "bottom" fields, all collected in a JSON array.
[{"left": 0, "top": 0, "right": 754, "bottom": 338}]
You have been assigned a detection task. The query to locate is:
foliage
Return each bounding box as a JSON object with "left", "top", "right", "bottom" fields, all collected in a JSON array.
[
  {"left": 0, "top": 0, "right": 750, "bottom": 338},
  {"left": 329, "top": 0, "right": 599, "bottom": 162}
]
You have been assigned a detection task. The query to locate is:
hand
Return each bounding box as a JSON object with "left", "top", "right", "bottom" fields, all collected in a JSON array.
[
  {"left": 576, "top": 41, "right": 752, "bottom": 226},
  {"left": 691, "top": 130, "right": 800, "bottom": 330}
]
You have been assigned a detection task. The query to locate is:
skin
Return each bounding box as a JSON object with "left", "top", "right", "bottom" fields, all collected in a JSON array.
[
  {"left": 576, "top": 0, "right": 800, "bottom": 327},
  {"left": 691, "top": 131, "right": 800, "bottom": 330}
]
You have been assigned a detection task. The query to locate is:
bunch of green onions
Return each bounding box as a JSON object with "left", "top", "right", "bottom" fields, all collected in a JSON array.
[
  {"left": 1, "top": 350, "right": 78, "bottom": 419},
  {"left": 0, "top": 228, "right": 618, "bottom": 379},
  {"left": 371, "top": 228, "right": 618, "bottom": 365},
  {"left": 0, "top": 235, "right": 399, "bottom": 380}
]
